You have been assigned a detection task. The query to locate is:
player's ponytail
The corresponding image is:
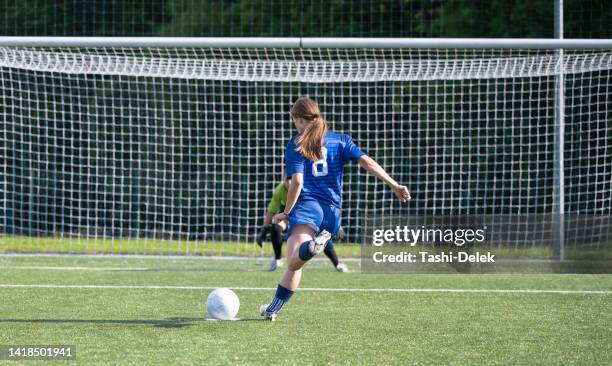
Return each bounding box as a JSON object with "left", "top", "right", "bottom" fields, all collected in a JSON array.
[{"left": 292, "top": 96, "right": 329, "bottom": 161}]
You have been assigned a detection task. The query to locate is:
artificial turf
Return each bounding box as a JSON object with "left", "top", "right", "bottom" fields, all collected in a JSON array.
[{"left": 0, "top": 255, "right": 610, "bottom": 365}]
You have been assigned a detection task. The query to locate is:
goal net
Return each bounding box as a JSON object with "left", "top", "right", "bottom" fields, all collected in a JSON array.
[{"left": 1, "top": 45, "right": 610, "bottom": 256}]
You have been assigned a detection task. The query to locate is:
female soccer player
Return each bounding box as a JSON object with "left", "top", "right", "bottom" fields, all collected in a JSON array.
[
  {"left": 260, "top": 96, "right": 410, "bottom": 321},
  {"left": 256, "top": 179, "right": 349, "bottom": 272}
]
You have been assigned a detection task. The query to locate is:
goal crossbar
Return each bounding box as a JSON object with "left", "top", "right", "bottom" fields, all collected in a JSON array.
[{"left": 0, "top": 37, "right": 611, "bottom": 49}]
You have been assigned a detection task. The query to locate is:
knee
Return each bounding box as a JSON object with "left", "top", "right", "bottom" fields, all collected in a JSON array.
[{"left": 288, "top": 252, "right": 305, "bottom": 271}]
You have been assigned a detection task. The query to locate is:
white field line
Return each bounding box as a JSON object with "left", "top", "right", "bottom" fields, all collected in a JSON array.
[
  {"left": 0, "top": 266, "right": 150, "bottom": 271},
  {"left": 0, "top": 284, "right": 610, "bottom": 294},
  {"left": 0, "top": 253, "right": 362, "bottom": 262},
  {"left": 0, "top": 264, "right": 610, "bottom": 276},
  {"left": 2, "top": 253, "right": 608, "bottom": 265}
]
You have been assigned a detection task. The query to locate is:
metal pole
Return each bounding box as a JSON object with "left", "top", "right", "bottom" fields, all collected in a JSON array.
[
  {"left": 0, "top": 36, "right": 610, "bottom": 49},
  {"left": 553, "top": 0, "right": 565, "bottom": 260}
]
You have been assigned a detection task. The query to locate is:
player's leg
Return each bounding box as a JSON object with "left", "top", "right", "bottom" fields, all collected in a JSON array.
[
  {"left": 283, "top": 225, "right": 332, "bottom": 273},
  {"left": 324, "top": 240, "right": 349, "bottom": 272},
  {"left": 282, "top": 199, "right": 330, "bottom": 272},
  {"left": 261, "top": 200, "right": 330, "bottom": 320},
  {"left": 324, "top": 242, "right": 339, "bottom": 267},
  {"left": 268, "top": 223, "right": 284, "bottom": 271},
  {"left": 262, "top": 224, "right": 332, "bottom": 320},
  {"left": 281, "top": 224, "right": 313, "bottom": 289},
  {"left": 320, "top": 204, "right": 348, "bottom": 272},
  {"left": 270, "top": 224, "right": 283, "bottom": 259},
  {"left": 261, "top": 224, "right": 312, "bottom": 320},
  {"left": 323, "top": 241, "right": 346, "bottom": 272}
]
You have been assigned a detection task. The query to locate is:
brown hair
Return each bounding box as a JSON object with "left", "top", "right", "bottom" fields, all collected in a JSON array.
[{"left": 292, "top": 96, "right": 329, "bottom": 161}]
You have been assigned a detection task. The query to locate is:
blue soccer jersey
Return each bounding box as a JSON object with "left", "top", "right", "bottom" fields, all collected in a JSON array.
[{"left": 285, "top": 131, "right": 365, "bottom": 208}]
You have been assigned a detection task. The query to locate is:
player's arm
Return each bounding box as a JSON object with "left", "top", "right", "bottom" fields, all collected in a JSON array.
[
  {"left": 274, "top": 138, "right": 305, "bottom": 223},
  {"left": 262, "top": 212, "right": 275, "bottom": 227},
  {"left": 283, "top": 173, "right": 303, "bottom": 215},
  {"left": 358, "top": 155, "right": 411, "bottom": 202},
  {"left": 272, "top": 173, "right": 302, "bottom": 224},
  {"left": 341, "top": 134, "right": 410, "bottom": 203}
]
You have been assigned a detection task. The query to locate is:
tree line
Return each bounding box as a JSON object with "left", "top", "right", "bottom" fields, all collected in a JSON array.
[{"left": 1, "top": 0, "right": 610, "bottom": 38}]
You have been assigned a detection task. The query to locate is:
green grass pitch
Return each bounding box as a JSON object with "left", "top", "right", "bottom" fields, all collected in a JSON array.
[{"left": 0, "top": 254, "right": 610, "bottom": 365}]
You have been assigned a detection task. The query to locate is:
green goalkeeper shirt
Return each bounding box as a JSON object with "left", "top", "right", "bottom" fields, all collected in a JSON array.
[{"left": 267, "top": 182, "right": 288, "bottom": 214}]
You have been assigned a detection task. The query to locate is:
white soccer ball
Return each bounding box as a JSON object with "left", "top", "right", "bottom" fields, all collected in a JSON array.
[{"left": 206, "top": 288, "right": 240, "bottom": 320}]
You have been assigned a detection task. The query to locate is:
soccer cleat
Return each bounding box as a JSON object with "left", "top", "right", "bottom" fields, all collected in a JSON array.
[
  {"left": 259, "top": 304, "right": 277, "bottom": 322},
  {"left": 268, "top": 259, "right": 283, "bottom": 271},
  {"left": 336, "top": 262, "right": 349, "bottom": 273},
  {"left": 263, "top": 312, "right": 277, "bottom": 321},
  {"left": 308, "top": 230, "right": 332, "bottom": 256}
]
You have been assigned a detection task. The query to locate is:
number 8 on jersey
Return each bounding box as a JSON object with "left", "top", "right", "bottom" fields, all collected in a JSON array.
[{"left": 311, "top": 147, "right": 328, "bottom": 177}]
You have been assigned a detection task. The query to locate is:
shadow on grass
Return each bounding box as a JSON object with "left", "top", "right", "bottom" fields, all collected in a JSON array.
[{"left": 0, "top": 316, "right": 262, "bottom": 328}]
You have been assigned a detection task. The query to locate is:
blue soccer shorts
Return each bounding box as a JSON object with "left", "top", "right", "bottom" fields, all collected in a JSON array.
[{"left": 287, "top": 198, "right": 341, "bottom": 237}]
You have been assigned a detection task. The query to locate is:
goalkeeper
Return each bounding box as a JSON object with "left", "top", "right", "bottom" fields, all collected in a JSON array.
[{"left": 257, "top": 179, "right": 348, "bottom": 272}]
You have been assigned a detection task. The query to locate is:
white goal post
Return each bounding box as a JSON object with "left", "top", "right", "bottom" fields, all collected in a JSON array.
[
  {"left": 0, "top": 37, "right": 611, "bottom": 48},
  {"left": 1, "top": 37, "right": 610, "bottom": 256}
]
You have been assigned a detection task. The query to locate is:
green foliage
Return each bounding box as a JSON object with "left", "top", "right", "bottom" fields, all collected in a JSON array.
[
  {"left": 0, "top": 0, "right": 59, "bottom": 36},
  {"left": 0, "top": 0, "right": 166, "bottom": 36},
  {"left": 429, "top": 0, "right": 553, "bottom": 38},
  {"left": 0, "top": 0, "right": 609, "bottom": 37}
]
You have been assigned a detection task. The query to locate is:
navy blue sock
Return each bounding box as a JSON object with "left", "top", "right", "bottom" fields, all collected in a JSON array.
[
  {"left": 265, "top": 284, "right": 294, "bottom": 314},
  {"left": 298, "top": 240, "right": 315, "bottom": 261}
]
